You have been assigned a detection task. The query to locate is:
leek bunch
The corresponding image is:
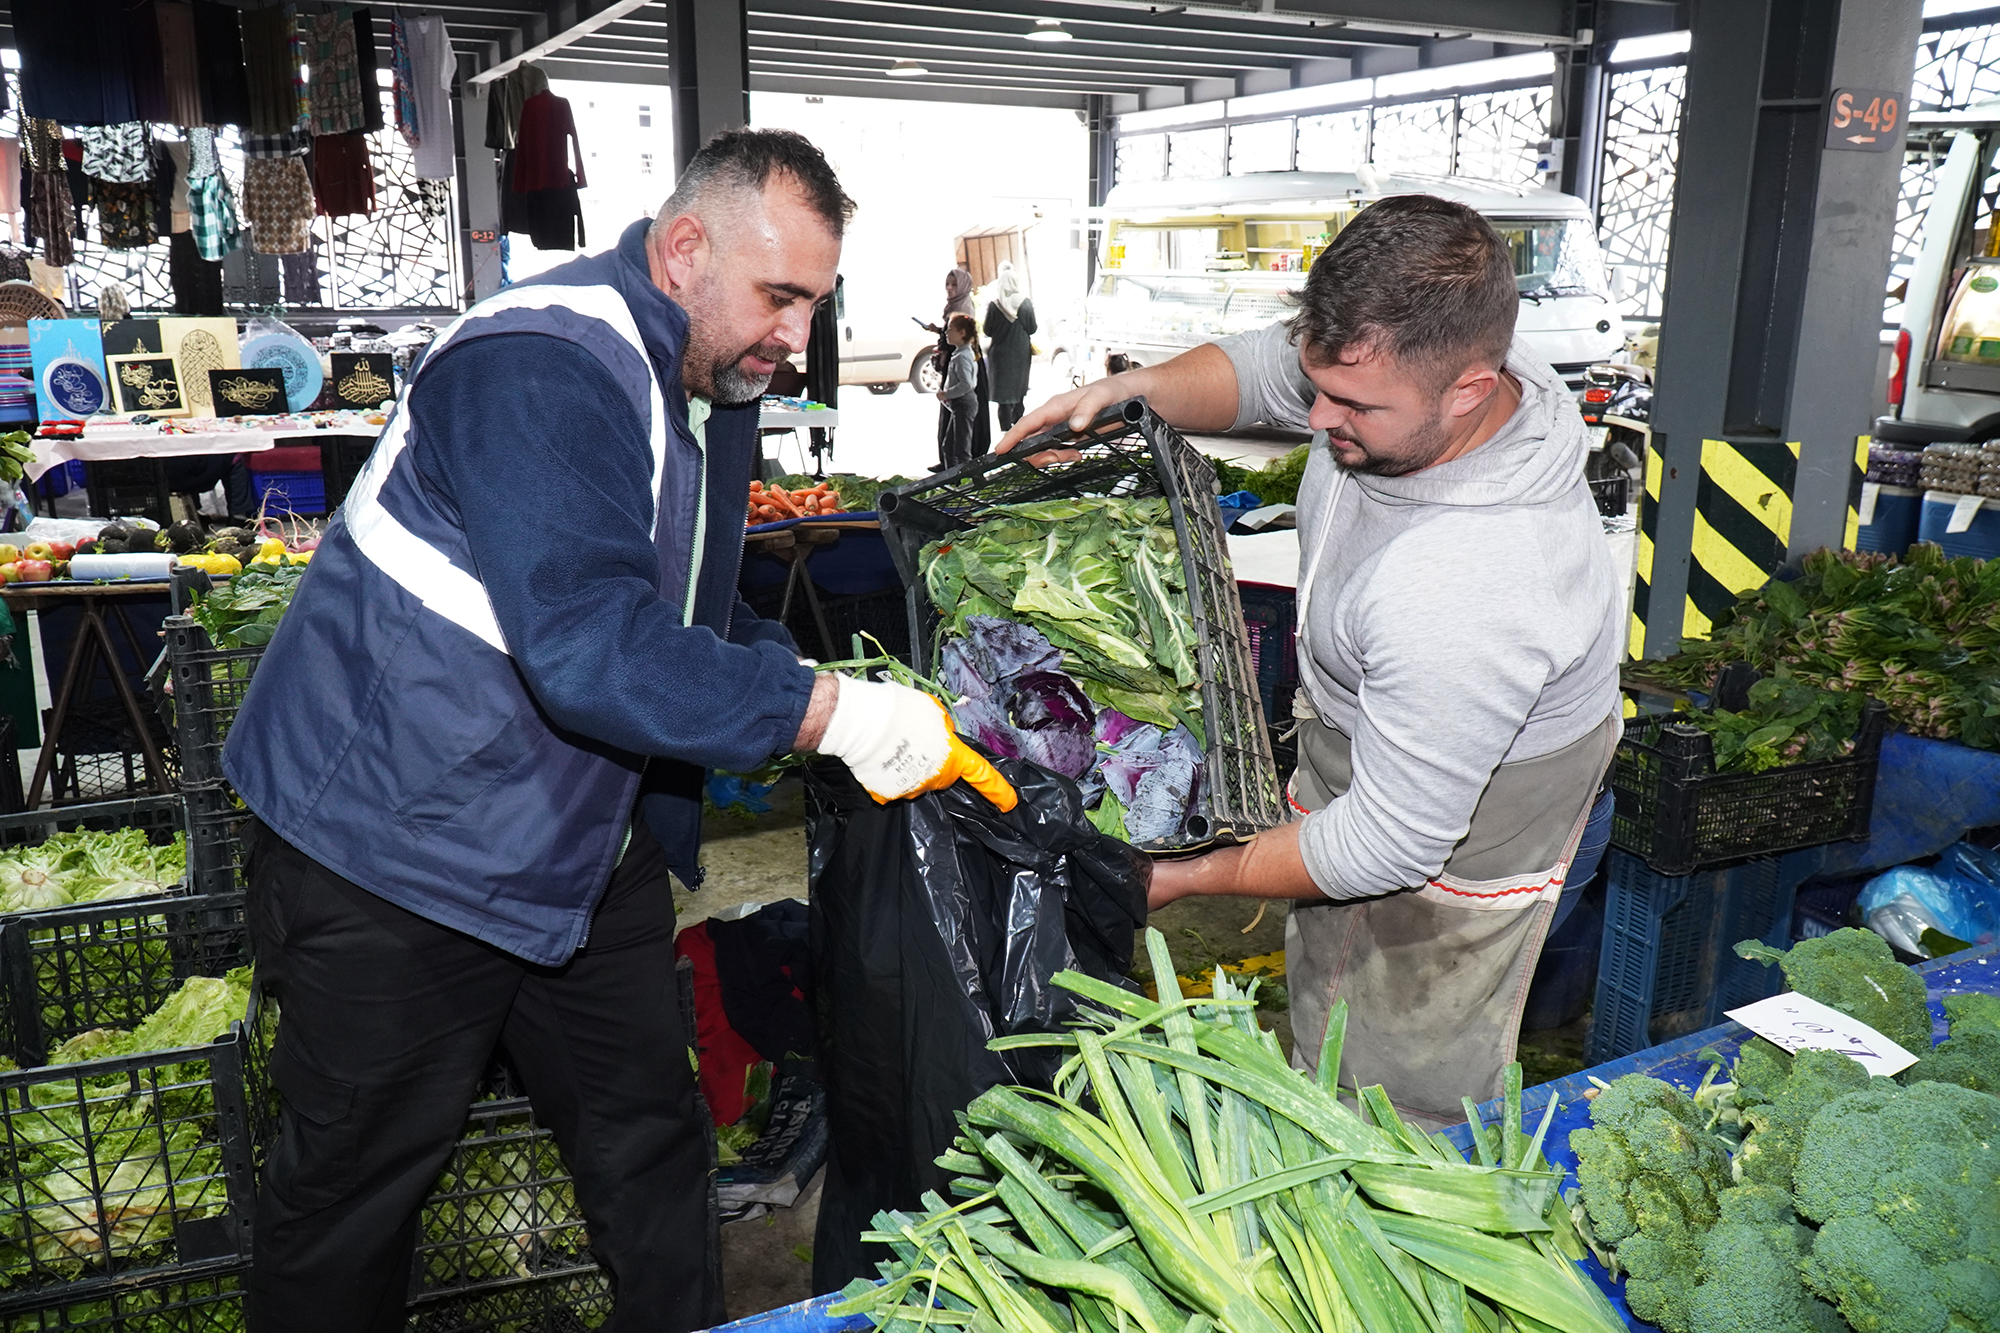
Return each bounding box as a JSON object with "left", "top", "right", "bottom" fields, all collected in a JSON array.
[{"left": 834, "top": 929, "right": 1622, "bottom": 1333}]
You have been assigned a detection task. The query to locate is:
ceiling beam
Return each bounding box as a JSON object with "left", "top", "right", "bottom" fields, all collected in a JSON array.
[
  {"left": 751, "top": 69, "right": 1092, "bottom": 110},
  {"left": 751, "top": 30, "right": 1287, "bottom": 79},
  {"left": 750, "top": 0, "right": 1401, "bottom": 58},
  {"left": 1271, "top": 0, "right": 1568, "bottom": 43},
  {"left": 466, "top": 0, "right": 659, "bottom": 83},
  {"left": 749, "top": 54, "right": 1158, "bottom": 92}
]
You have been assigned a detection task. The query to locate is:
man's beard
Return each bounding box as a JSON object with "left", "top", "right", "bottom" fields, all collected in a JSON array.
[
  {"left": 679, "top": 280, "right": 788, "bottom": 405},
  {"left": 1328, "top": 404, "right": 1454, "bottom": 477}
]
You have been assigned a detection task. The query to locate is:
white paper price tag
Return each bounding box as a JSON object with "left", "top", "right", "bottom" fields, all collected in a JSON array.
[
  {"left": 1858, "top": 481, "right": 1880, "bottom": 527},
  {"left": 1947, "top": 493, "right": 1984, "bottom": 534},
  {"left": 1725, "top": 992, "right": 1919, "bottom": 1077}
]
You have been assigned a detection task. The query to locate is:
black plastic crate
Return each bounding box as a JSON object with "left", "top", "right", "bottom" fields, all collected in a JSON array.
[
  {"left": 0, "top": 794, "right": 184, "bottom": 857},
  {"left": 877, "top": 398, "right": 1282, "bottom": 849},
  {"left": 82, "top": 461, "right": 174, "bottom": 530},
  {"left": 317, "top": 434, "right": 378, "bottom": 514},
  {"left": 405, "top": 1266, "right": 612, "bottom": 1332},
  {"left": 1235, "top": 582, "right": 1297, "bottom": 782},
  {"left": 1589, "top": 475, "right": 1630, "bottom": 517},
  {"left": 158, "top": 620, "right": 262, "bottom": 793},
  {"left": 42, "top": 702, "right": 176, "bottom": 804},
  {"left": 1586, "top": 851, "right": 1794, "bottom": 1063},
  {"left": 1608, "top": 693, "right": 1887, "bottom": 877},
  {"left": 180, "top": 789, "right": 249, "bottom": 901},
  {"left": 0, "top": 1260, "right": 245, "bottom": 1330},
  {"left": 410, "top": 1098, "right": 596, "bottom": 1299},
  {"left": 0, "top": 892, "right": 246, "bottom": 1070},
  {"left": 0, "top": 1024, "right": 256, "bottom": 1308},
  {"left": 742, "top": 582, "right": 913, "bottom": 666}
]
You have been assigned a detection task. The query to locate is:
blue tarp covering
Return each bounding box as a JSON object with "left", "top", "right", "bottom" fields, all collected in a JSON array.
[
  {"left": 1801, "top": 732, "right": 2000, "bottom": 876},
  {"left": 702, "top": 944, "right": 2000, "bottom": 1333}
]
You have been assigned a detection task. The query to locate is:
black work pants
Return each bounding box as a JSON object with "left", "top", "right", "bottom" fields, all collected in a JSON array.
[
  {"left": 244, "top": 817, "right": 718, "bottom": 1333},
  {"left": 940, "top": 394, "right": 978, "bottom": 469}
]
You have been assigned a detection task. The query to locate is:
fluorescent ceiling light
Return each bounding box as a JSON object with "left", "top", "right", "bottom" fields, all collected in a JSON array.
[
  {"left": 1027, "top": 18, "right": 1074, "bottom": 41},
  {"left": 1227, "top": 77, "right": 1376, "bottom": 120},
  {"left": 1373, "top": 50, "right": 1555, "bottom": 99},
  {"left": 1117, "top": 100, "right": 1228, "bottom": 134},
  {"left": 1607, "top": 30, "right": 1691, "bottom": 65},
  {"left": 1924, "top": 0, "right": 1998, "bottom": 17},
  {"left": 886, "top": 59, "right": 927, "bottom": 77}
]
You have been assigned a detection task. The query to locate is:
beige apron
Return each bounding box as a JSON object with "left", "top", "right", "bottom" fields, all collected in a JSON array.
[{"left": 1284, "top": 708, "right": 1618, "bottom": 1130}]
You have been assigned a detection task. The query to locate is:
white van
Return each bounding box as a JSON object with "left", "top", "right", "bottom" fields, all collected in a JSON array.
[
  {"left": 1084, "top": 171, "right": 1623, "bottom": 385},
  {"left": 1879, "top": 103, "right": 2000, "bottom": 443}
]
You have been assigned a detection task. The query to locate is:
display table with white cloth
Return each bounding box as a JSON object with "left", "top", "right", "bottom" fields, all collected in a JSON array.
[{"left": 25, "top": 412, "right": 387, "bottom": 482}]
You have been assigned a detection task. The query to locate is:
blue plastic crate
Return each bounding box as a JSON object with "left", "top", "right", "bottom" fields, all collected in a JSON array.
[
  {"left": 255, "top": 470, "right": 327, "bottom": 516},
  {"left": 1586, "top": 850, "right": 1798, "bottom": 1064},
  {"left": 1855, "top": 483, "right": 1921, "bottom": 554},
  {"left": 1918, "top": 489, "right": 2000, "bottom": 560}
]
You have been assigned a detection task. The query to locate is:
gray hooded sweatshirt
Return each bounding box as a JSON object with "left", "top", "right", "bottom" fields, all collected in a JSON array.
[{"left": 1217, "top": 322, "right": 1624, "bottom": 900}]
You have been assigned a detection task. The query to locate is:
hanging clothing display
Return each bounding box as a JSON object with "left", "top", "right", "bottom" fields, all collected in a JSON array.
[
  {"left": 282, "top": 244, "right": 322, "bottom": 305},
  {"left": 192, "top": 0, "right": 253, "bottom": 127},
  {"left": 79, "top": 125, "right": 153, "bottom": 185},
  {"left": 125, "top": 1, "right": 171, "bottom": 124},
  {"left": 483, "top": 63, "right": 547, "bottom": 151},
  {"left": 354, "top": 9, "right": 386, "bottom": 134},
  {"left": 149, "top": 141, "right": 177, "bottom": 235},
  {"left": 0, "top": 250, "right": 29, "bottom": 284},
  {"left": 391, "top": 22, "right": 420, "bottom": 147},
  {"left": 15, "top": 0, "right": 137, "bottom": 126},
  {"left": 310, "top": 9, "right": 370, "bottom": 136},
  {"left": 95, "top": 183, "right": 156, "bottom": 248},
  {"left": 186, "top": 130, "right": 242, "bottom": 262},
  {"left": 156, "top": 1, "right": 206, "bottom": 129},
  {"left": 511, "top": 90, "right": 586, "bottom": 192},
  {"left": 402, "top": 14, "right": 457, "bottom": 181},
  {"left": 312, "top": 134, "right": 378, "bottom": 217},
  {"left": 163, "top": 140, "right": 193, "bottom": 233},
  {"left": 245, "top": 158, "right": 317, "bottom": 255},
  {"left": 501, "top": 151, "right": 583, "bottom": 252},
  {"left": 22, "top": 122, "right": 73, "bottom": 268},
  {"left": 170, "top": 231, "right": 225, "bottom": 316},
  {"left": 242, "top": 4, "right": 302, "bottom": 135},
  {"left": 0, "top": 141, "right": 18, "bottom": 218}
]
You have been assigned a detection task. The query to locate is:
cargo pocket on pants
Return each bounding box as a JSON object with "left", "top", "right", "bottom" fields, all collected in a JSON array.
[{"left": 265, "top": 1039, "right": 360, "bottom": 1211}]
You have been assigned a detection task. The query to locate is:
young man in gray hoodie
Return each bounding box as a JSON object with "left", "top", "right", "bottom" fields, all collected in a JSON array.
[{"left": 998, "top": 195, "right": 1624, "bottom": 1127}]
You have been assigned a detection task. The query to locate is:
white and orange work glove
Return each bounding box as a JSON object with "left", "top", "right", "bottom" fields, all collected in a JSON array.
[{"left": 816, "top": 675, "right": 1018, "bottom": 812}]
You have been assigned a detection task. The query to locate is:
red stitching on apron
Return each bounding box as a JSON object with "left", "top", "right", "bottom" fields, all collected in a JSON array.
[{"left": 1424, "top": 872, "right": 1565, "bottom": 900}]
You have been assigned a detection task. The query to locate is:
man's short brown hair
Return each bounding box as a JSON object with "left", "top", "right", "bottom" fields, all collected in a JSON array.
[{"left": 1289, "top": 194, "right": 1518, "bottom": 391}]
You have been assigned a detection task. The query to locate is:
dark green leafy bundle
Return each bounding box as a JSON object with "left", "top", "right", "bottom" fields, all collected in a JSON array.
[
  {"left": 1636, "top": 545, "right": 2000, "bottom": 749},
  {"left": 190, "top": 561, "right": 307, "bottom": 648},
  {"left": 1212, "top": 444, "right": 1312, "bottom": 507},
  {"left": 922, "top": 497, "right": 1203, "bottom": 737},
  {"left": 835, "top": 930, "right": 1625, "bottom": 1333},
  {"left": 1675, "top": 674, "right": 1864, "bottom": 774}
]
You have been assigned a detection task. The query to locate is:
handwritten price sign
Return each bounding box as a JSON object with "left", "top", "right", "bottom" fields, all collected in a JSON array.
[{"left": 1725, "top": 992, "right": 1920, "bottom": 1077}]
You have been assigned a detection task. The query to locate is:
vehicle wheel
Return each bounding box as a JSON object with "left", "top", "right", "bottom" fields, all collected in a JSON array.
[
  {"left": 910, "top": 351, "right": 943, "bottom": 394},
  {"left": 866, "top": 382, "right": 899, "bottom": 396},
  {"left": 1049, "top": 349, "right": 1080, "bottom": 390}
]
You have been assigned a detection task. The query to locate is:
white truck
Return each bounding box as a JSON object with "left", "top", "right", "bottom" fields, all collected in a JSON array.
[
  {"left": 1879, "top": 102, "right": 2000, "bottom": 443},
  {"left": 1082, "top": 171, "right": 1624, "bottom": 387}
]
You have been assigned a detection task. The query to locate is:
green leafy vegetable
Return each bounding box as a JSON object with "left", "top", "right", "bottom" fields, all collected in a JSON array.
[
  {"left": 1672, "top": 673, "right": 1864, "bottom": 774},
  {"left": 190, "top": 561, "right": 308, "bottom": 649}
]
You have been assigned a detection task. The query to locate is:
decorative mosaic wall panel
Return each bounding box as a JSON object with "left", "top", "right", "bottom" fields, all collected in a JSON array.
[
  {"left": 1455, "top": 86, "right": 1553, "bottom": 185},
  {"left": 1370, "top": 99, "right": 1455, "bottom": 176},
  {"left": 1293, "top": 110, "right": 1368, "bottom": 172},
  {"left": 1598, "top": 64, "right": 1686, "bottom": 320},
  {"left": 1890, "top": 23, "right": 2000, "bottom": 326},
  {"left": 1228, "top": 118, "right": 1293, "bottom": 175},
  {"left": 1116, "top": 133, "right": 1167, "bottom": 185},
  {"left": 1168, "top": 127, "right": 1227, "bottom": 180}
]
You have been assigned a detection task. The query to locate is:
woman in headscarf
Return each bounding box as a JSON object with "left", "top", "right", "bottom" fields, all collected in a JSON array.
[
  {"left": 981, "top": 261, "right": 1037, "bottom": 432},
  {"left": 931, "top": 266, "right": 991, "bottom": 460}
]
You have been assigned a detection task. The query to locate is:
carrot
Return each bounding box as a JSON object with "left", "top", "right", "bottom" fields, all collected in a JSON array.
[{"left": 750, "top": 480, "right": 764, "bottom": 493}]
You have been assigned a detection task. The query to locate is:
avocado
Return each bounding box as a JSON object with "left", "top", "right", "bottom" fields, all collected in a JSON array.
[
  {"left": 98, "top": 523, "right": 131, "bottom": 544},
  {"left": 165, "top": 520, "right": 205, "bottom": 554}
]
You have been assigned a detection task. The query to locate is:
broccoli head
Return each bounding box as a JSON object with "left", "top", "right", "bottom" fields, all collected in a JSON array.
[
  {"left": 1793, "top": 1080, "right": 2000, "bottom": 1333},
  {"left": 1570, "top": 1074, "right": 1732, "bottom": 1246},
  {"left": 1802, "top": 1214, "right": 1950, "bottom": 1333},
  {"left": 1910, "top": 994, "right": 2000, "bottom": 1094},
  {"left": 1733, "top": 1046, "right": 1878, "bottom": 1191},
  {"left": 1685, "top": 1183, "right": 1845, "bottom": 1333},
  {"left": 1937, "top": 1255, "right": 2000, "bottom": 1333},
  {"left": 1734, "top": 928, "right": 1934, "bottom": 1057},
  {"left": 1622, "top": 1225, "right": 1702, "bottom": 1333}
]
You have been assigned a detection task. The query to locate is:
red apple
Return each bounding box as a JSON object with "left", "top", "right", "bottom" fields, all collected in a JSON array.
[
  {"left": 47, "top": 542, "right": 74, "bottom": 562},
  {"left": 16, "top": 560, "right": 53, "bottom": 582}
]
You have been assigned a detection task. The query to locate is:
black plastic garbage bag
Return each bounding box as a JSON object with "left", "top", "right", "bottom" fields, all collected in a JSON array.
[{"left": 806, "top": 753, "right": 1150, "bottom": 1293}]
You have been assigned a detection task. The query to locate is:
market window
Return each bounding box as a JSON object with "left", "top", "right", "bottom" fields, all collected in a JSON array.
[
  {"left": 639, "top": 105, "right": 652, "bottom": 127},
  {"left": 640, "top": 152, "right": 654, "bottom": 175}
]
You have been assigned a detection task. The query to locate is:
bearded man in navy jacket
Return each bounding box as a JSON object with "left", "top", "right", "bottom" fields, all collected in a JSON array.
[{"left": 225, "top": 129, "right": 1013, "bottom": 1332}]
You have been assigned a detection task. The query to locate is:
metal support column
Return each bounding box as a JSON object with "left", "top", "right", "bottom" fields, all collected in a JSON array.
[
  {"left": 453, "top": 69, "right": 505, "bottom": 304},
  {"left": 1634, "top": 0, "right": 1920, "bottom": 661},
  {"left": 1551, "top": 1, "right": 1607, "bottom": 209},
  {"left": 1085, "top": 94, "right": 1115, "bottom": 294},
  {"left": 669, "top": 0, "right": 751, "bottom": 173}
]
